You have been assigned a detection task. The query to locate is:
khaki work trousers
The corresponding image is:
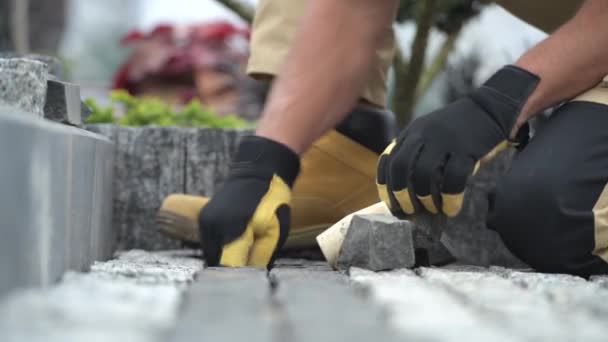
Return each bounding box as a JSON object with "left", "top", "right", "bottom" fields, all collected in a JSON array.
[{"left": 247, "top": 0, "right": 585, "bottom": 107}]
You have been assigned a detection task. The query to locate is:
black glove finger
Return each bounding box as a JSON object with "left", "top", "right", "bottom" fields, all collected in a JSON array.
[
  {"left": 512, "top": 122, "right": 530, "bottom": 150},
  {"left": 388, "top": 140, "right": 424, "bottom": 215},
  {"left": 440, "top": 154, "right": 476, "bottom": 217},
  {"left": 412, "top": 145, "right": 445, "bottom": 214},
  {"left": 199, "top": 215, "right": 224, "bottom": 267}
]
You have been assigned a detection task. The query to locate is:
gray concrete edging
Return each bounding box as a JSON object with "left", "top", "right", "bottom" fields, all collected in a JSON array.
[{"left": 0, "top": 106, "right": 114, "bottom": 296}]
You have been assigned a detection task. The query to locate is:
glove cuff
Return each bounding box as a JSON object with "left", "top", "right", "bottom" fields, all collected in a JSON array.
[
  {"left": 482, "top": 65, "right": 540, "bottom": 105},
  {"left": 231, "top": 135, "right": 301, "bottom": 187},
  {"left": 471, "top": 65, "right": 540, "bottom": 136}
]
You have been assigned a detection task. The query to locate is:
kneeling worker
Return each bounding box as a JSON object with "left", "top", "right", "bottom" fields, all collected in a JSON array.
[{"left": 159, "top": 0, "right": 608, "bottom": 277}]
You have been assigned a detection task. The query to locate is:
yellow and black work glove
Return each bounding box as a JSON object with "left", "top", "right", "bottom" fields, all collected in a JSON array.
[
  {"left": 377, "top": 65, "right": 540, "bottom": 218},
  {"left": 199, "top": 136, "right": 300, "bottom": 268}
]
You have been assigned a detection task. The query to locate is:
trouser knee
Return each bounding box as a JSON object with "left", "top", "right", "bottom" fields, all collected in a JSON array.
[{"left": 488, "top": 98, "right": 608, "bottom": 277}]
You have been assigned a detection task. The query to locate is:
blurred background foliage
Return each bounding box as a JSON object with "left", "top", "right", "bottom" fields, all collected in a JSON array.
[
  {"left": 85, "top": 90, "right": 247, "bottom": 128},
  {"left": 393, "top": 0, "right": 484, "bottom": 127}
]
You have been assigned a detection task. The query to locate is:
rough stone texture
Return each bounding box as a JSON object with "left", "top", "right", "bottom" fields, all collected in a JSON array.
[
  {"left": 0, "top": 58, "right": 49, "bottom": 116},
  {"left": 337, "top": 214, "right": 415, "bottom": 271},
  {"left": 85, "top": 126, "right": 188, "bottom": 251},
  {"left": 495, "top": 268, "right": 608, "bottom": 320},
  {"left": 412, "top": 150, "right": 528, "bottom": 267},
  {"left": 0, "top": 250, "right": 203, "bottom": 342},
  {"left": 43, "top": 80, "right": 82, "bottom": 126},
  {"left": 112, "top": 127, "right": 188, "bottom": 250},
  {"left": 2, "top": 252, "right": 608, "bottom": 342},
  {"left": 170, "top": 267, "right": 274, "bottom": 342},
  {"left": 86, "top": 125, "right": 253, "bottom": 251},
  {"left": 184, "top": 128, "right": 252, "bottom": 195},
  {"left": 271, "top": 268, "right": 402, "bottom": 342},
  {"left": 412, "top": 226, "right": 455, "bottom": 266},
  {"left": 351, "top": 266, "right": 608, "bottom": 341},
  {"left": 591, "top": 275, "right": 608, "bottom": 289},
  {"left": 0, "top": 53, "right": 65, "bottom": 80}
]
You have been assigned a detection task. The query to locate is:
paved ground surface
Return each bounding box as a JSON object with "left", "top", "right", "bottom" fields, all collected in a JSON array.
[{"left": 1, "top": 250, "right": 608, "bottom": 341}]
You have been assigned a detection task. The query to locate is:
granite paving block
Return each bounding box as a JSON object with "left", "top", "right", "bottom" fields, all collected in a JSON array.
[
  {"left": 44, "top": 80, "right": 82, "bottom": 126},
  {"left": 271, "top": 268, "right": 402, "bottom": 342},
  {"left": 0, "top": 250, "right": 201, "bottom": 342},
  {"left": 0, "top": 53, "right": 65, "bottom": 80},
  {"left": 416, "top": 267, "right": 608, "bottom": 340},
  {"left": 412, "top": 226, "right": 455, "bottom": 266},
  {"left": 495, "top": 268, "right": 608, "bottom": 319},
  {"left": 118, "top": 208, "right": 183, "bottom": 251},
  {"left": 0, "top": 58, "right": 49, "bottom": 116},
  {"left": 273, "top": 258, "right": 334, "bottom": 272},
  {"left": 350, "top": 267, "right": 512, "bottom": 341},
  {"left": 112, "top": 126, "right": 188, "bottom": 250},
  {"left": 170, "top": 267, "right": 275, "bottom": 342},
  {"left": 337, "top": 214, "right": 416, "bottom": 271},
  {"left": 590, "top": 275, "right": 608, "bottom": 288},
  {"left": 412, "top": 151, "right": 527, "bottom": 267},
  {"left": 85, "top": 125, "right": 254, "bottom": 250},
  {"left": 184, "top": 128, "right": 252, "bottom": 195}
]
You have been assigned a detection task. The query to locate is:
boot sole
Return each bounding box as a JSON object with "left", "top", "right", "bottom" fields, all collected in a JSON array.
[{"left": 156, "top": 210, "right": 331, "bottom": 250}]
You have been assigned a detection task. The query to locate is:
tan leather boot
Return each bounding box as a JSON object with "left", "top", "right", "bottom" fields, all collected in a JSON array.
[{"left": 157, "top": 130, "right": 381, "bottom": 249}]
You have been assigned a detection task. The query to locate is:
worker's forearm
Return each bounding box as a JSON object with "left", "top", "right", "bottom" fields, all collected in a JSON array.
[
  {"left": 256, "top": 0, "right": 398, "bottom": 154},
  {"left": 513, "top": 0, "right": 608, "bottom": 137}
]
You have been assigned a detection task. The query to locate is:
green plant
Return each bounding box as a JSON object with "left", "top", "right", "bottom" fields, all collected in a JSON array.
[
  {"left": 84, "top": 97, "right": 115, "bottom": 124},
  {"left": 85, "top": 90, "right": 248, "bottom": 128}
]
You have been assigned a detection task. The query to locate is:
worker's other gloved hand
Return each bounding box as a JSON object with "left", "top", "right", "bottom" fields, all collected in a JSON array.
[
  {"left": 377, "top": 65, "right": 540, "bottom": 218},
  {"left": 199, "top": 136, "right": 300, "bottom": 268}
]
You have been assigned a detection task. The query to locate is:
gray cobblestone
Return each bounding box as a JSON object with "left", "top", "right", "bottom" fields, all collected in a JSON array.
[
  {"left": 170, "top": 267, "right": 275, "bottom": 342},
  {"left": 337, "top": 214, "right": 416, "bottom": 271},
  {"left": 271, "top": 268, "right": 401, "bottom": 342},
  {"left": 3, "top": 251, "right": 607, "bottom": 342},
  {"left": 0, "top": 58, "right": 49, "bottom": 116},
  {"left": 0, "top": 250, "right": 202, "bottom": 342},
  {"left": 351, "top": 266, "right": 608, "bottom": 341}
]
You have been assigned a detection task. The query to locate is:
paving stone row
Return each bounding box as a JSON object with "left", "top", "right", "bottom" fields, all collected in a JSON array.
[
  {"left": 170, "top": 267, "right": 276, "bottom": 342},
  {"left": 171, "top": 259, "right": 400, "bottom": 342},
  {"left": 351, "top": 266, "right": 608, "bottom": 341},
  {"left": 3, "top": 251, "right": 608, "bottom": 342},
  {"left": 270, "top": 268, "right": 401, "bottom": 342}
]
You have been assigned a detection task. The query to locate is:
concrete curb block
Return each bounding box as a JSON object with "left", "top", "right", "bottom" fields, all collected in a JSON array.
[{"left": 0, "top": 107, "right": 114, "bottom": 296}]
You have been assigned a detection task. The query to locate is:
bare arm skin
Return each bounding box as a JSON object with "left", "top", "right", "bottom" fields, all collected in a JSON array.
[
  {"left": 256, "top": 0, "right": 399, "bottom": 154},
  {"left": 513, "top": 0, "right": 608, "bottom": 137}
]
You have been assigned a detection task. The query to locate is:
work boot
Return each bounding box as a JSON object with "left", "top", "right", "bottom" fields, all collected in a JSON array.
[{"left": 157, "top": 104, "right": 396, "bottom": 249}]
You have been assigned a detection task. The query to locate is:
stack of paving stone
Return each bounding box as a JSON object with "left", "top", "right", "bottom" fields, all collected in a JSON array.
[{"left": 0, "top": 54, "right": 91, "bottom": 125}]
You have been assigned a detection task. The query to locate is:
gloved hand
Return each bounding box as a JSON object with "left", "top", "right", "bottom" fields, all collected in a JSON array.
[
  {"left": 199, "top": 136, "right": 300, "bottom": 267},
  {"left": 377, "top": 65, "right": 540, "bottom": 218}
]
